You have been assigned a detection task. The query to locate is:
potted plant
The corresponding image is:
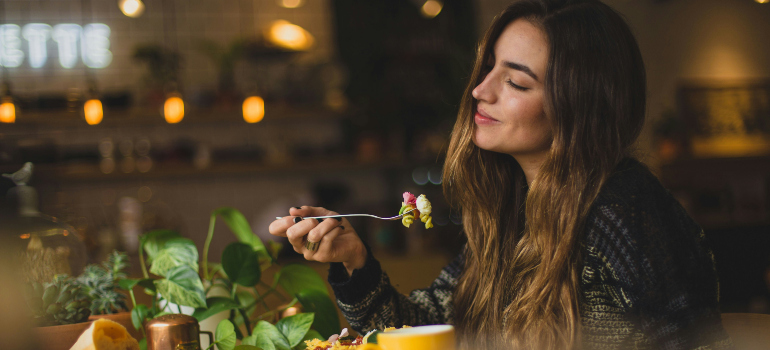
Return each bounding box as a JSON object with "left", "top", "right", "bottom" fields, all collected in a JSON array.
[
  {"left": 132, "top": 44, "right": 182, "bottom": 108},
  {"left": 26, "top": 275, "right": 94, "bottom": 350},
  {"left": 77, "top": 250, "right": 141, "bottom": 339},
  {"left": 197, "top": 38, "right": 246, "bottom": 108},
  {"left": 123, "top": 207, "right": 339, "bottom": 350}
]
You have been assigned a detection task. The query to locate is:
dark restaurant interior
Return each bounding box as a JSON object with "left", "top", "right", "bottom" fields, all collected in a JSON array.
[{"left": 1, "top": 0, "right": 769, "bottom": 349}]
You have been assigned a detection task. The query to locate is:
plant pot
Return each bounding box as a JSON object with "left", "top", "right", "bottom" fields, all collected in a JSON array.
[
  {"left": 34, "top": 321, "right": 93, "bottom": 350},
  {"left": 89, "top": 311, "right": 143, "bottom": 341}
]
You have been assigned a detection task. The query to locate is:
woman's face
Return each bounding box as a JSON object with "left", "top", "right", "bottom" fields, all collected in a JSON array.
[{"left": 472, "top": 19, "right": 552, "bottom": 159}]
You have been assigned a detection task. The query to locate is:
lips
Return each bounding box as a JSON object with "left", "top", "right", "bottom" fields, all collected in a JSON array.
[{"left": 474, "top": 108, "right": 500, "bottom": 125}]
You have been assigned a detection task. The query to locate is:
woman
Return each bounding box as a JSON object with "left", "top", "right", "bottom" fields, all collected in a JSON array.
[{"left": 269, "top": 0, "right": 733, "bottom": 348}]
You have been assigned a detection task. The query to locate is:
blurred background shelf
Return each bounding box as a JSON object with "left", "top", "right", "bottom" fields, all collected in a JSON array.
[{"left": 10, "top": 158, "right": 410, "bottom": 183}]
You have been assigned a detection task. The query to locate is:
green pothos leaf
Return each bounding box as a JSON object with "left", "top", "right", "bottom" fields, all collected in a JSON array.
[
  {"left": 251, "top": 321, "right": 291, "bottom": 350},
  {"left": 149, "top": 238, "right": 199, "bottom": 277},
  {"left": 275, "top": 313, "right": 314, "bottom": 348},
  {"left": 241, "top": 334, "right": 260, "bottom": 347},
  {"left": 276, "top": 264, "right": 328, "bottom": 297},
  {"left": 131, "top": 304, "right": 150, "bottom": 331},
  {"left": 154, "top": 265, "right": 206, "bottom": 308},
  {"left": 296, "top": 289, "right": 339, "bottom": 339},
  {"left": 140, "top": 230, "right": 181, "bottom": 263},
  {"left": 221, "top": 242, "right": 262, "bottom": 286},
  {"left": 215, "top": 319, "right": 237, "bottom": 350},
  {"left": 192, "top": 297, "right": 241, "bottom": 322},
  {"left": 234, "top": 346, "right": 263, "bottom": 350}
]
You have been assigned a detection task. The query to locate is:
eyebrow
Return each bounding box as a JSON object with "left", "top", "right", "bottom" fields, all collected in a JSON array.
[{"left": 503, "top": 60, "right": 539, "bottom": 82}]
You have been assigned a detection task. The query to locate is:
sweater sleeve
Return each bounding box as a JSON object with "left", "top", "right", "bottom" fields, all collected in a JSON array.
[
  {"left": 327, "top": 244, "right": 462, "bottom": 334},
  {"left": 589, "top": 190, "right": 733, "bottom": 349}
]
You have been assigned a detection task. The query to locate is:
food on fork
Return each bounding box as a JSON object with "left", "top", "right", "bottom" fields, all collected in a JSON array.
[
  {"left": 416, "top": 194, "right": 433, "bottom": 228},
  {"left": 399, "top": 192, "right": 433, "bottom": 229}
]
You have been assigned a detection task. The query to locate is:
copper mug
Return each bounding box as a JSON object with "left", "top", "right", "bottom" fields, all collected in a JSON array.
[{"left": 145, "top": 314, "right": 214, "bottom": 350}]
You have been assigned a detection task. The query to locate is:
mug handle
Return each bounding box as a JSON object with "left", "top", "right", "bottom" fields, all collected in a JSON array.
[{"left": 200, "top": 331, "right": 214, "bottom": 349}]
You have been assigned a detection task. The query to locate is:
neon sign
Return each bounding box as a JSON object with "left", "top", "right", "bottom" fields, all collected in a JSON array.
[{"left": 0, "top": 23, "right": 112, "bottom": 69}]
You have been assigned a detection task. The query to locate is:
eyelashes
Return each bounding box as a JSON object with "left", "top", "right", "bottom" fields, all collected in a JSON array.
[
  {"left": 506, "top": 79, "right": 529, "bottom": 91},
  {"left": 481, "top": 61, "right": 530, "bottom": 92}
]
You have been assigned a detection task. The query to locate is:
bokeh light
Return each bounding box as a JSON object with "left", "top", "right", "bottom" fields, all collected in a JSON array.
[
  {"left": 279, "top": 0, "right": 305, "bottom": 8},
  {"left": 266, "top": 20, "right": 314, "bottom": 51},
  {"left": 0, "top": 99, "right": 16, "bottom": 123},
  {"left": 412, "top": 167, "right": 430, "bottom": 185},
  {"left": 243, "top": 96, "right": 265, "bottom": 123},
  {"left": 119, "top": 0, "right": 145, "bottom": 18},
  {"left": 84, "top": 99, "right": 103, "bottom": 125},
  {"left": 164, "top": 95, "right": 184, "bottom": 124},
  {"left": 421, "top": 0, "right": 443, "bottom": 18}
]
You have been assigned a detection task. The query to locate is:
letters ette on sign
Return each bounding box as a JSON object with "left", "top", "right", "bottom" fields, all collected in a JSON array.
[{"left": 0, "top": 23, "right": 112, "bottom": 69}]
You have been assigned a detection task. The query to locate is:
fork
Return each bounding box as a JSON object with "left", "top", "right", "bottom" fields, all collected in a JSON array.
[{"left": 277, "top": 208, "right": 416, "bottom": 221}]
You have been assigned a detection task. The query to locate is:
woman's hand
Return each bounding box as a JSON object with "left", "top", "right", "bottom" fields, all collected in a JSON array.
[{"left": 269, "top": 206, "right": 367, "bottom": 275}]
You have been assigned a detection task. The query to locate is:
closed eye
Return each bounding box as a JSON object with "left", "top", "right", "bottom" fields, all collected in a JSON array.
[{"left": 506, "top": 79, "right": 529, "bottom": 91}]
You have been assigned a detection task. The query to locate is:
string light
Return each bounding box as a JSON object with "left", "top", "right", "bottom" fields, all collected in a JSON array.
[
  {"left": 119, "top": 0, "right": 145, "bottom": 18},
  {"left": 243, "top": 96, "right": 265, "bottom": 123},
  {"left": 84, "top": 99, "right": 103, "bottom": 125},
  {"left": 164, "top": 94, "right": 184, "bottom": 124},
  {"left": 0, "top": 97, "right": 15, "bottom": 123},
  {"left": 756, "top": 0, "right": 769, "bottom": 3}
]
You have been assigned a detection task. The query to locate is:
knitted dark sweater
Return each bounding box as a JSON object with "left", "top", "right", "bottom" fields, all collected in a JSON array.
[{"left": 328, "top": 159, "right": 733, "bottom": 349}]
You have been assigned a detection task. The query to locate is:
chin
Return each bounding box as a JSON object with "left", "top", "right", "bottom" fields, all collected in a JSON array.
[{"left": 472, "top": 132, "right": 502, "bottom": 153}]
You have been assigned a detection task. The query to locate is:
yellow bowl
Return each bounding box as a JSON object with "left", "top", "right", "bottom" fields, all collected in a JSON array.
[{"left": 375, "top": 325, "right": 455, "bottom": 350}]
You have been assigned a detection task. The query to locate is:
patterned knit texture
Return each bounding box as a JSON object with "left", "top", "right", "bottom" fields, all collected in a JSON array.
[{"left": 327, "top": 158, "right": 733, "bottom": 349}]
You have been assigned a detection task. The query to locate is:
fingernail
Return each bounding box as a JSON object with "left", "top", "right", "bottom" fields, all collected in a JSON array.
[
  {"left": 293, "top": 206, "right": 302, "bottom": 209},
  {"left": 293, "top": 217, "right": 302, "bottom": 224},
  {"left": 317, "top": 218, "right": 325, "bottom": 223},
  {"left": 334, "top": 217, "right": 342, "bottom": 222}
]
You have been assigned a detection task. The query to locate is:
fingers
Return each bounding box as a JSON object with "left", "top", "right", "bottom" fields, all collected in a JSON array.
[
  {"left": 304, "top": 224, "right": 345, "bottom": 262},
  {"left": 268, "top": 215, "right": 297, "bottom": 238},
  {"left": 290, "top": 205, "right": 338, "bottom": 218},
  {"left": 270, "top": 205, "right": 337, "bottom": 238},
  {"left": 272, "top": 206, "right": 345, "bottom": 259},
  {"left": 311, "top": 225, "right": 345, "bottom": 263},
  {"left": 286, "top": 218, "right": 316, "bottom": 252},
  {"left": 306, "top": 216, "right": 343, "bottom": 243}
]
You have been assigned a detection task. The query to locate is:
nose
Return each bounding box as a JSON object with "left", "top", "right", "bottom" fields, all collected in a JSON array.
[{"left": 471, "top": 72, "right": 495, "bottom": 104}]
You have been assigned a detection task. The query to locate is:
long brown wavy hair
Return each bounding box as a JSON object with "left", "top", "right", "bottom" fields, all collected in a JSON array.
[{"left": 443, "top": 0, "right": 646, "bottom": 348}]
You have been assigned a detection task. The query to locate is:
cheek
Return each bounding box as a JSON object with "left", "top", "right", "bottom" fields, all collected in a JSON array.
[
  {"left": 507, "top": 97, "right": 552, "bottom": 147},
  {"left": 507, "top": 97, "right": 547, "bottom": 130},
  {"left": 528, "top": 111, "right": 552, "bottom": 147}
]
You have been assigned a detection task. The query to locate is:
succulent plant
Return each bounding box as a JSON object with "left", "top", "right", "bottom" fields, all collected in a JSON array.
[
  {"left": 77, "top": 250, "right": 129, "bottom": 315},
  {"left": 26, "top": 274, "right": 91, "bottom": 326}
]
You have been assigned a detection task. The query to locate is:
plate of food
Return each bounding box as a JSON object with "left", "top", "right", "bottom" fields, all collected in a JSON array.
[{"left": 303, "top": 327, "right": 410, "bottom": 350}]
